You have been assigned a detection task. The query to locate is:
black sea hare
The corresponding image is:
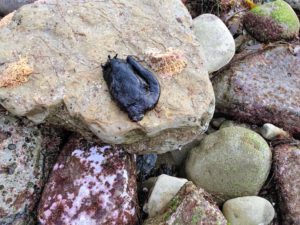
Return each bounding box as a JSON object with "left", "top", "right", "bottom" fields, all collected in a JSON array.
[{"left": 102, "top": 55, "right": 160, "bottom": 122}]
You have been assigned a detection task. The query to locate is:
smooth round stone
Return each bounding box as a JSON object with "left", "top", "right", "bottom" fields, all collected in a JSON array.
[
  {"left": 193, "top": 14, "right": 235, "bottom": 73},
  {"left": 185, "top": 126, "right": 272, "bottom": 202},
  {"left": 222, "top": 196, "right": 275, "bottom": 225}
]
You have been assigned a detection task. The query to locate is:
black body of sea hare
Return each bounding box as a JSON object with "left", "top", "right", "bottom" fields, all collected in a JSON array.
[{"left": 102, "top": 55, "right": 160, "bottom": 122}]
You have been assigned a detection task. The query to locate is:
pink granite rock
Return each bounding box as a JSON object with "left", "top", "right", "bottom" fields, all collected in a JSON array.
[
  {"left": 273, "top": 142, "right": 300, "bottom": 225},
  {"left": 38, "top": 136, "right": 138, "bottom": 225}
]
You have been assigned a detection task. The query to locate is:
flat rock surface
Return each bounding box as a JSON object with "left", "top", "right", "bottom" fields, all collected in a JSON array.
[
  {"left": 273, "top": 142, "right": 300, "bottom": 225},
  {"left": 0, "top": 0, "right": 214, "bottom": 154},
  {"left": 143, "top": 181, "right": 227, "bottom": 225},
  {"left": 213, "top": 45, "right": 300, "bottom": 137},
  {"left": 38, "top": 136, "right": 138, "bottom": 225}
]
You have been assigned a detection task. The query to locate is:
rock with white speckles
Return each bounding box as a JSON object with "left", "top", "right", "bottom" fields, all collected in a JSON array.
[
  {"left": 0, "top": 106, "right": 62, "bottom": 225},
  {"left": 0, "top": 0, "right": 214, "bottom": 154},
  {"left": 213, "top": 45, "right": 300, "bottom": 137},
  {"left": 143, "top": 181, "right": 227, "bottom": 225},
  {"left": 273, "top": 142, "right": 300, "bottom": 225},
  {"left": 38, "top": 136, "right": 138, "bottom": 225}
]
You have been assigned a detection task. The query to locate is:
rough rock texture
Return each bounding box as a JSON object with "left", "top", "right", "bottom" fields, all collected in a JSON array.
[
  {"left": 0, "top": 0, "right": 215, "bottom": 154},
  {"left": 273, "top": 142, "right": 300, "bottom": 225},
  {"left": 285, "top": 0, "right": 300, "bottom": 10},
  {"left": 213, "top": 45, "right": 300, "bottom": 138},
  {"left": 38, "top": 136, "right": 138, "bottom": 225},
  {"left": 145, "top": 174, "right": 188, "bottom": 217},
  {"left": 0, "top": 106, "right": 62, "bottom": 225},
  {"left": 243, "top": 0, "right": 300, "bottom": 42},
  {"left": 222, "top": 196, "right": 275, "bottom": 225},
  {"left": 143, "top": 181, "right": 227, "bottom": 225},
  {"left": 185, "top": 126, "right": 272, "bottom": 202},
  {"left": 193, "top": 14, "right": 235, "bottom": 73}
]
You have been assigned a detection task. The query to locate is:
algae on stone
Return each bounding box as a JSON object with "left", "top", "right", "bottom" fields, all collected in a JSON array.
[{"left": 244, "top": 0, "right": 300, "bottom": 42}]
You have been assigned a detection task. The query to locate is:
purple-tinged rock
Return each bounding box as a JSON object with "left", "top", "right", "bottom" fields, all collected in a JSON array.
[
  {"left": 213, "top": 45, "right": 300, "bottom": 138},
  {"left": 273, "top": 142, "right": 300, "bottom": 225},
  {"left": 38, "top": 136, "right": 138, "bottom": 225}
]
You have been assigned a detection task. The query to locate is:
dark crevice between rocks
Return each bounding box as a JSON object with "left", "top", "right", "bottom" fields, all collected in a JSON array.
[{"left": 30, "top": 126, "right": 72, "bottom": 225}]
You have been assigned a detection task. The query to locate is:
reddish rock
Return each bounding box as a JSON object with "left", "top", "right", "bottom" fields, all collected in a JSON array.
[
  {"left": 38, "top": 136, "right": 138, "bottom": 225},
  {"left": 213, "top": 45, "right": 300, "bottom": 138},
  {"left": 273, "top": 142, "right": 300, "bottom": 225}
]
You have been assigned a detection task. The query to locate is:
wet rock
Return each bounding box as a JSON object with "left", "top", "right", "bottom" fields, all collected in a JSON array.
[
  {"left": 38, "top": 136, "right": 138, "bottom": 225},
  {"left": 144, "top": 174, "right": 188, "bottom": 217},
  {"left": 143, "top": 181, "right": 227, "bottom": 225},
  {"left": 0, "top": 107, "right": 62, "bottom": 225},
  {"left": 137, "top": 154, "right": 157, "bottom": 181},
  {"left": 193, "top": 14, "right": 235, "bottom": 73},
  {"left": 222, "top": 196, "right": 275, "bottom": 225},
  {"left": 259, "top": 123, "right": 289, "bottom": 140},
  {"left": 213, "top": 45, "right": 300, "bottom": 138},
  {"left": 0, "top": 0, "right": 214, "bottom": 154},
  {"left": 185, "top": 126, "right": 272, "bottom": 202},
  {"left": 273, "top": 142, "right": 300, "bottom": 225},
  {"left": 243, "top": 0, "right": 300, "bottom": 42}
]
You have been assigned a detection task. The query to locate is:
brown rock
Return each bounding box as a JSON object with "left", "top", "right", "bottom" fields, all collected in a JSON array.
[
  {"left": 0, "top": 0, "right": 214, "bottom": 154},
  {"left": 213, "top": 45, "right": 300, "bottom": 138},
  {"left": 273, "top": 142, "right": 300, "bottom": 225},
  {"left": 143, "top": 181, "right": 227, "bottom": 225},
  {"left": 38, "top": 136, "right": 138, "bottom": 225}
]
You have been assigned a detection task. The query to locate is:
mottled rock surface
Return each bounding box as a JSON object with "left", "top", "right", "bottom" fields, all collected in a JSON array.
[
  {"left": 213, "top": 45, "right": 300, "bottom": 138},
  {"left": 38, "top": 136, "right": 138, "bottom": 225},
  {"left": 186, "top": 126, "right": 272, "bottom": 202},
  {"left": 273, "top": 142, "right": 300, "bottom": 225},
  {"left": 145, "top": 174, "right": 187, "bottom": 217},
  {"left": 0, "top": 107, "right": 62, "bottom": 225},
  {"left": 222, "top": 196, "right": 275, "bottom": 225},
  {"left": 193, "top": 14, "right": 235, "bottom": 73},
  {"left": 0, "top": 0, "right": 214, "bottom": 154},
  {"left": 143, "top": 181, "right": 227, "bottom": 225},
  {"left": 244, "top": 0, "right": 300, "bottom": 42}
]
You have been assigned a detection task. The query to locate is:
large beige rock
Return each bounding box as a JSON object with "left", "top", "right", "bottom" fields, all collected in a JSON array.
[{"left": 0, "top": 0, "right": 214, "bottom": 154}]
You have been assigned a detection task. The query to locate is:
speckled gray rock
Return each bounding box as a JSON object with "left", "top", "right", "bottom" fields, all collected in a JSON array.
[
  {"left": 222, "top": 196, "right": 275, "bottom": 225},
  {"left": 185, "top": 126, "right": 272, "bottom": 202},
  {"left": 193, "top": 14, "right": 235, "bottom": 73},
  {"left": 285, "top": 0, "right": 300, "bottom": 10},
  {"left": 213, "top": 45, "right": 300, "bottom": 137},
  {"left": 273, "top": 142, "right": 300, "bottom": 225},
  {"left": 0, "top": 107, "right": 62, "bottom": 225},
  {"left": 0, "top": 0, "right": 214, "bottom": 154},
  {"left": 143, "top": 181, "right": 227, "bottom": 225}
]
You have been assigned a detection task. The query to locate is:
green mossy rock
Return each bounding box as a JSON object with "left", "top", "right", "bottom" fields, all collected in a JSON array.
[
  {"left": 243, "top": 0, "right": 300, "bottom": 42},
  {"left": 185, "top": 126, "right": 272, "bottom": 203}
]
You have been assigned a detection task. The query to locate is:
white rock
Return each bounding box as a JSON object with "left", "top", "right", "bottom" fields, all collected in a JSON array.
[
  {"left": 145, "top": 174, "right": 188, "bottom": 217},
  {"left": 193, "top": 14, "right": 235, "bottom": 73},
  {"left": 259, "top": 123, "right": 289, "bottom": 140},
  {"left": 222, "top": 196, "right": 275, "bottom": 225}
]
